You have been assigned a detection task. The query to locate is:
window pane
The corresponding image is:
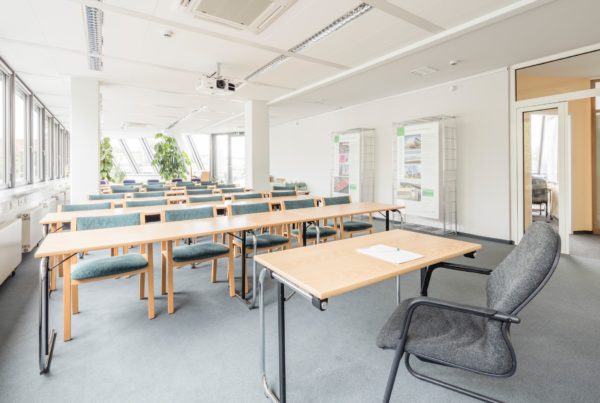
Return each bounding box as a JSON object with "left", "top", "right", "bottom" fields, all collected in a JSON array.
[
  {"left": 188, "top": 134, "right": 211, "bottom": 174},
  {"left": 213, "top": 134, "right": 228, "bottom": 183},
  {"left": 53, "top": 122, "right": 59, "bottom": 178},
  {"left": 231, "top": 135, "right": 245, "bottom": 187},
  {"left": 14, "top": 91, "right": 27, "bottom": 184},
  {"left": 124, "top": 138, "right": 155, "bottom": 174},
  {"left": 32, "top": 106, "right": 41, "bottom": 181},
  {"left": 112, "top": 139, "right": 135, "bottom": 175},
  {"left": 44, "top": 115, "right": 51, "bottom": 180},
  {"left": 0, "top": 74, "right": 5, "bottom": 186}
]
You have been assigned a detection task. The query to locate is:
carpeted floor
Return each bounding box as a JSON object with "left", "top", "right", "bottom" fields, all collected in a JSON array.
[{"left": 1, "top": 221, "right": 599, "bottom": 402}]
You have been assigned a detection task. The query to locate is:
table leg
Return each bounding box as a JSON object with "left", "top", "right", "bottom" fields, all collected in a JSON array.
[
  {"left": 302, "top": 222, "right": 307, "bottom": 247},
  {"left": 395, "top": 276, "right": 401, "bottom": 305},
  {"left": 63, "top": 255, "right": 72, "bottom": 342},
  {"left": 259, "top": 268, "right": 279, "bottom": 402},
  {"left": 278, "top": 282, "right": 287, "bottom": 403},
  {"left": 241, "top": 231, "right": 247, "bottom": 299},
  {"left": 38, "top": 257, "right": 56, "bottom": 374}
]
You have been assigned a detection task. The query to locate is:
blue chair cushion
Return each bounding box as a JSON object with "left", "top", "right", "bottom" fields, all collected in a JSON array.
[
  {"left": 221, "top": 187, "right": 245, "bottom": 194},
  {"left": 283, "top": 199, "right": 315, "bottom": 210},
  {"left": 126, "top": 199, "right": 168, "bottom": 207},
  {"left": 187, "top": 189, "right": 213, "bottom": 195},
  {"left": 233, "top": 192, "right": 263, "bottom": 200},
  {"left": 72, "top": 254, "right": 148, "bottom": 281},
  {"left": 230, "top": 202, "right": 270, "bottom": 215},
  {"left": 165, "top": 207, "right": 214, "bottom": 222},
  {"left": 189, "top": 195, "right": 223, "bottom": 203},
  {"left": 133, "top": 191, "right": 164, "bottom": 198},
  {"left": 62, "top": 202, "right": 111, "bottom": 212},
  {"left": 172, "top": 243, "right": 230, "bottom": 262},
  {"left": 244, "top": 234, "right": 289, "bottom": 248},
  {"left": 76, "top": 213, "right": 141, "bottom": 231},
  {"left": 89, "top": 194, "right": 125, "bottom": 200},
  {"left": 292, "top": 226, "right": 337, "bottom": 238},
  {"left": 271, "top": 190, "right": 296, "bottom": 197},
  {"left": 342, "top": 221, "right": 372, "bottom": 231}
]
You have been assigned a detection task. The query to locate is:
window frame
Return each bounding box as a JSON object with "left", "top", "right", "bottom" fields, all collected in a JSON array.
[
  {"left": 13, "top": 81, "right": 30, "bottom": 187},
  {"left": 0, "top": 69, "right": 7, "bottom": 189},
  {"left": 210, "top": 132, "right": 244, "bottom": 185},
  {"left": 31, "top": 100, "right": 43, "bottom": 183}
]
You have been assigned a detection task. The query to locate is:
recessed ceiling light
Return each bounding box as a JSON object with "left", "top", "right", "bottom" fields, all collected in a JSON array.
[
  {"left": 84, "top": 1, "right": 104, "bottom": 71},
  {"left": 410, "top": 66, "right": 438, "bottom": 77}
]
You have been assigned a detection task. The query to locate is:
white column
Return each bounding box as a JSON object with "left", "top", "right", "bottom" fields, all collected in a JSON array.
[
  {"left": 244, "top": 100, "right": 270, "bottom": 191},
  {"left": 70, "top": 78, "right": 100, "bottom": 203}
]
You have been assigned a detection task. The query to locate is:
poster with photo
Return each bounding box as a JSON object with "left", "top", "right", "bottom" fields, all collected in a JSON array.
[{"left": 394, "top": 121, "right": 440, "bottom": 219}]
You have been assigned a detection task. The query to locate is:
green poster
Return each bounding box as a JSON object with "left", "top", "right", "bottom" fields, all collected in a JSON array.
[
  {"left": 349, "top": 184, "right": 357, "bottom": 190},
  {"left": 334, "top": 135, "right": 340, "bottom": 143},
  {"left": 396, "top": 127, "right": 405, "bottom": 136},
  {"left": 422, "top": 189, "right": 434, "bottom": 197}
]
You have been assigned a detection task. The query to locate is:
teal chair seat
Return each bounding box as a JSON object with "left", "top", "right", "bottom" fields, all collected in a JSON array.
[
  {"left": 62, "top": 202, "right": 111, "bottom": 212},
  {"left": 291, "top": 226, "right": 337, "bottom": 238},
  {"left": 134, "top": 191, "right": 165, "bottom": 198},
  {"left": 323, "top": 195, "right": 351, "bottom": 205},
  {"left": 342, "top": 221, "right": 372, "bottom": 231},
  {"left": 271, "top": 190, "right": 297, "bottom": 197},
  {"left": 126, "top": 199, "right": 168, "bottom": 207},
  {"left": 72, "top": 254, "right": 148, "bottom": 281},
  {"left": 90, "top": 193, "right": 125, "bottom": 200},
  {"left": 221, "top": 187, "right": 245, "bottom": 194},
  {"left": 187, "top": 189, "right": 213, "bottom": 196},
  {"left": 233, "top": 192, "right": 263, "bottom": 200},
  {"left": 189, "top": 195, "right": 223, "bottom": 203},
  {"left": 246, "top": 234, "right": 289, "bottom": 248},
  {"left": 172, "top": 243, "right": 229, "bottom": 262}
]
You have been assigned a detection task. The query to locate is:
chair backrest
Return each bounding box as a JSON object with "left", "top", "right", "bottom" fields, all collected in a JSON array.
[
  {"left": 164, "top": 206, "right": 215, "bottom": 222},
  {"left": 123, "top": 179, "right": 136, "bottom": 185},
  {"left": 283, "top": 198, "right": 316, "bottom": 210},
  {"left": 229, "top": 202, "right": 270, "bottom": 216},
  {"left": 172, "top": 178, "right": 183, "bottom": 183},
  {"left": 221, "top": 187, "right": 245, "bottom": 194},
  {"left": 189, "top": 195, "right": 223, "bottom": 203},
  {"left": 273, "top": 184, "right": 295, "bottom": 190},
  {"left": 217, "top": 184, "right": 237, "bottom": 188},
  {"left": 147, "top": 179, "right": 160, "bottom": 184},
  {"left": 133, "top": 191, "right": 165, "bottom": 198},
  {"left": 62, "top": 202, "right": 112, "bottom": 212},
  {"left": 232, "top": 192, "right": 263, "bottom": 200},
  {"left": 111, "top": 185, "right": 137, "bottom": 193},
  {"left": 145, "top": 186, "right": 169, "bottom": 192},
  {"left": 271, "top": 190, "right": 297, "bottom": 198},
  {"left": 75, "top": 212, "right": 141, "bottom": 231},
  {"left": 126, "top": 198, "right": 168, "bottom": 207},
  {"left": 89, "top": 193, "right": 125, "bottom": 200},
  {"left": 187, "top": 189, "right": 213, "bottom": 196},
  {"left": 180, "top": 181, "right": 194, "bottom": 187},
  {"left": 487, "top": 222, "right": 560, "bottom": 314},
  {"left": 322, "top": 195, "right": 351, "bottom": 206}
]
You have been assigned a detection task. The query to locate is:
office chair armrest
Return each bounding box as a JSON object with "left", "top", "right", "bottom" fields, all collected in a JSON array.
[
  {"left": 394, "top": 296, "right": 520, "bottom": 348},
  {"left": 421, "top": 262, "right": 492, "bottom": 296}
]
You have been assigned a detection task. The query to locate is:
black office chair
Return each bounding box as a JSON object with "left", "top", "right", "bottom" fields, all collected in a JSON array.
[{"left": 377, "top": 222, "right": 560, "bottom": 402}]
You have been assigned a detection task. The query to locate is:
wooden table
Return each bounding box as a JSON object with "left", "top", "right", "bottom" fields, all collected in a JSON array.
[
  {"left": 254, "top": 230, "right": 481, "bottom": 403},
  {"left": 34, "top": 202, "right": 403, "bottom": 374}
]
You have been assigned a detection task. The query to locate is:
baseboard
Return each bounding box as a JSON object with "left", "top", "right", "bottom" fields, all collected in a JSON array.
[
  {"left": 457, "top": 232, "right": 514, "bottom": 245},
  {"left": 573, "top": 230, "right": 593, "bottom": 235},
  {"left": 372, "top": 216, "right": 514, "bottom": 245}
]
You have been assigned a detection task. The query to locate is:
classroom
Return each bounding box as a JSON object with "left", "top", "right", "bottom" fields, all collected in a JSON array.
[{"left": 1, "top": 1, "right": 599, "bottom": 402}]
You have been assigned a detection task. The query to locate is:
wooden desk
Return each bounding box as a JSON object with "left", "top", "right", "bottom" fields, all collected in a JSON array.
[{"left": 255, "top": 230, "right": 481, "bottom": 402}]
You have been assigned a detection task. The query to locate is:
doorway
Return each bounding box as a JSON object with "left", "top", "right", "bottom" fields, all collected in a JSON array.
[{"left": 517, "top": 103, "right": 570, "bottom": 253}]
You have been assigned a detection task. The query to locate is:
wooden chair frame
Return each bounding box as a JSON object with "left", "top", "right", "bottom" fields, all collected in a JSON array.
[
  {"left": 281, "top": 199, "right": 338, "bottom": 245},
  {"left": 159, "top": 207, "right": 232, "bottom": 313}
]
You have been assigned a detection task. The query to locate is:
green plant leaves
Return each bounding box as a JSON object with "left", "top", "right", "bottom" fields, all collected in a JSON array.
[
  {"left": 99, "top": 137, "right": 114, "bottom": 181},
  {"left": 151, "top": 133, "right": 190, "bottom": 181}
]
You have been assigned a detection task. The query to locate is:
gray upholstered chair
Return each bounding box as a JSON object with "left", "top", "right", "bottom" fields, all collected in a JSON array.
[
  {"left": 133, "top": 191, "right": 165, "bottom": 198},
  {"left": 160, "top": 206, "right": 230, "bottom": 313},
  {"left": 231, "top": 192, "right": 263, "bottom": 200},
  {"left": 270, "top": 190, "right": 297, "bottom": 197},
  {"left": 89, "top": 193, "right": 125, "bottom": 200},
  {"left": 532, "top": 176, "right": 551, "bottom": 219},
  {"left": 377, "top": 222, "right": 561, "bottom": 402},
  {"left": 282, "top": 198, "right": 337, "bottom": 244},
  {"left": 187, "top": 189, "right": 213, "bottom": 196},
  {"left": 66, "top": 212, "right": 155, "bottom": 338},
  {"left": 322, "top": 195, "right": 373, "bottom": 238}
]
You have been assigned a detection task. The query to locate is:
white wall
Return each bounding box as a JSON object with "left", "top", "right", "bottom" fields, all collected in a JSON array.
[{"left": 270, "top": 69, "right": 510, "bottom": 240}]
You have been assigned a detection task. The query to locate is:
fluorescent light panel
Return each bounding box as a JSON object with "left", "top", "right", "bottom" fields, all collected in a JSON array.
[
  {"left": 85, "top": 2, "right": 104, "bottom": 71},
  {"left": 245, "top": 3, "right": 373, "bottom": 80}
]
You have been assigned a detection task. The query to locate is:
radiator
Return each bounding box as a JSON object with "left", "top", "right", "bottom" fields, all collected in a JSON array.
[
  {"left": 0, "top": 219, "right": 22, "bottom": 285},
  {"left": 21, "top": 205, "right": 47, "bottom": 252}
]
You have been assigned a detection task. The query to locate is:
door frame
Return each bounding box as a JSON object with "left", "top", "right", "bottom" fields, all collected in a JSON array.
[{"left": 516, "top": 103, "right": 570, "bottom": 253}]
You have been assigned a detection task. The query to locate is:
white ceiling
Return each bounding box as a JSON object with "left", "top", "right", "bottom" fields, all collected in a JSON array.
[{"left": 0, "top": 0, "right": 599, "bottom": 136}]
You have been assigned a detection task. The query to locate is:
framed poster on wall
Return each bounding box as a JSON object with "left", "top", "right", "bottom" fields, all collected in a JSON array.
[{"left": 393, "top": 116, "right": 457, "bottom": 233}]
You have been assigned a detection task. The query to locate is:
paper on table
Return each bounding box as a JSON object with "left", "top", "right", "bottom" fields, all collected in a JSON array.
[{"left": 357, "top": 244, "right": 423, "bottom": 264}]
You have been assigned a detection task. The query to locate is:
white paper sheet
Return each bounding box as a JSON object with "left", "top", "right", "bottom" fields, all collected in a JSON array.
[{"left": 357, "top": 244, "right": 423, "bottom": 264}]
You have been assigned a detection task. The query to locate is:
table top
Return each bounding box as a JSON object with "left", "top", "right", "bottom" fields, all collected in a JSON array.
[
  {"left": 291, "top": 202, "right": 402, "bottom": 221},
  {"left": 35, "top": 202, "right": 403, "bottom": 258},
  {"left": 46, "top": 196, "right": 321, "bottom": 225},
  {"left": 255, "top": 230, "right": 481, "bottom": 299}
]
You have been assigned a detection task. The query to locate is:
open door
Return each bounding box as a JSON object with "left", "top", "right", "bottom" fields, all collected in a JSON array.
[{"left": 517, "top": 103, "right": 570, "bottom": 253}]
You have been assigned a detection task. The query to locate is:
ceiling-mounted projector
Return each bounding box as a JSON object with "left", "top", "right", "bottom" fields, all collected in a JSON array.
[{"left": 197, "top": 75, "right": 236, "bottom": 95}]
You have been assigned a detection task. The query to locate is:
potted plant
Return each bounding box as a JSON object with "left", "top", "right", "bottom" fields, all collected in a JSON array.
[
  {"left": 151, "top": 133, "right": 191, "bottom": 181},
  {"left": 99, "top": 137, "right": 114, "bottom": 182}
]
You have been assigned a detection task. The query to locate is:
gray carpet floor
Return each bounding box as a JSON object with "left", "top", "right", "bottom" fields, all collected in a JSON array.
[{"left": 1, "top": 221, "right": 600, "bottom": 402}]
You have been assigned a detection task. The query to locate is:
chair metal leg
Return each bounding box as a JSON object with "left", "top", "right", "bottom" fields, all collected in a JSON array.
[
  {"left": 383, "top": 342, "right": 405, "bottom": 403},
  {"left": 405, "top": 354, "right": 502, "bottom": 403}
]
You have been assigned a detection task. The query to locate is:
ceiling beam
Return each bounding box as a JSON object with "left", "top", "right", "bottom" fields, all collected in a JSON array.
[
  {"left": 363, "top": 0, "right": 444, "bottom": 33},
  {"left": 64, "top": 0, "right": 348, "bottom": 71}
]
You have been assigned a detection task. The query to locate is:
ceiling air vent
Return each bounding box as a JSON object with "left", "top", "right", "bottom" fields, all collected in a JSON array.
[
  {"left": 179, "top": 0, "right": 296, "bottom": 33},
  {"left": 410, "top": 66, "right": 438, "bottom": 77}
]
